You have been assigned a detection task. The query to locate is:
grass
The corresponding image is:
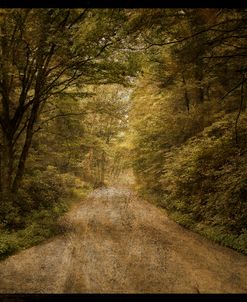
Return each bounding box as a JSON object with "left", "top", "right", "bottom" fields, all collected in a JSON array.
[
  {"left": 168, "top": 210, "right": 247, "bottom": 255},
  {"left": 0, "top": 186, "right": 92, "bottom": 261},
  {"left": 0, "top": 221, "right": 60, "bottom": 260},
  {"left": 120, "top": 189, "right": 247, "bottom": 255}
]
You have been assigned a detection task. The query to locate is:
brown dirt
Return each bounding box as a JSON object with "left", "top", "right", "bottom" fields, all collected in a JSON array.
[{"left": 0, "top": 187, "right": 246, "bottom": 293}]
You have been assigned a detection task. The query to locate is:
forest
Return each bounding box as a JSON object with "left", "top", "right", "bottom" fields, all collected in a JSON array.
[{"left": 0, "top": 8, "right": 246, "bottom": 260}]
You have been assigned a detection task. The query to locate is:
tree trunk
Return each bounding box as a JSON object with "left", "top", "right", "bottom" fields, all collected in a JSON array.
[
  {"left": 182, "top": 74, "right": 190, "bottom": 112},
  {"left": 0, "top": 133, "right": 16, "bottom": 216},
  {"left": 12, "top": 100, "right": 40, "bottom": 193}
]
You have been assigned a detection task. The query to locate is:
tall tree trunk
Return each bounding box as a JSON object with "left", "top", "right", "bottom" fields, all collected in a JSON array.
[
  {"left": 206, "top": 84, "right": 210, "bottom": 101},
  {"left": 12, "top": 100, "right": 40, "bottom": 193},
  {"left": 182, "top": 74, "right": 190, "bottom": 112},
  {"left": 0, "top": 133, "right": 16, "bottom": 217}
]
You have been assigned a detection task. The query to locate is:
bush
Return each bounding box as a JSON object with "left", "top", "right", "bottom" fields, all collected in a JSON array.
[
  {"left": 0, "top": 218, "right": 63, "bottom": 260},
  {"left": 160, "top": 112, "right": 247, "bottom": 254},
  {"left": 16, "top": 167, "right": 65, "bottom": 211},
  {"left": 0, "top": 165, "right": 92, "bottom": 260}
]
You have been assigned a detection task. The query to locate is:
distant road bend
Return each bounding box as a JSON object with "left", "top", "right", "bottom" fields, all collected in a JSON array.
[{"left": 0, "top": 187, "right": 246, "bottom": 293}]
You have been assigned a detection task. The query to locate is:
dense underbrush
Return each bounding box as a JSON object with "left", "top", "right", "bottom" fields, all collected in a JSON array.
[
  {"left": 134, "top": 111, "right": 247, "bottom": 254},
  {"left": 0, "top": 167, "right": 92, "bottom": 260}
]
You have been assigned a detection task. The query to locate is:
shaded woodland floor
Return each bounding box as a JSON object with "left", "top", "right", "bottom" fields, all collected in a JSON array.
[{"left": 0, "top": 187, "right": 246, "bottom": 293}]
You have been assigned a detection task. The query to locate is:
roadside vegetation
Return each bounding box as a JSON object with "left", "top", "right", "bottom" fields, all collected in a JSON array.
[
  {"left": 0, "top": 9, "right": 246, "bottom": 259},
  {"left": 129, "top": 9, "right": 247, "bottom": 254}
]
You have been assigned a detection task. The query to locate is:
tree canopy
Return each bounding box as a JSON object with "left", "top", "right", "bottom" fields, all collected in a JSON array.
[{"left": 0, "top": 8, "right": 246, "bottom": 257}]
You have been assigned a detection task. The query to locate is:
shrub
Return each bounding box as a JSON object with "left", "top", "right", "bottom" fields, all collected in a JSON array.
[{"left": 160, "top": 112, "right": 247, "bottom": 254}]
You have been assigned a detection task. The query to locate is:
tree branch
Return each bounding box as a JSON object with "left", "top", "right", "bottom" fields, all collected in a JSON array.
[{"left": 220, "top": 77, "right": 247, "bottom": 101}]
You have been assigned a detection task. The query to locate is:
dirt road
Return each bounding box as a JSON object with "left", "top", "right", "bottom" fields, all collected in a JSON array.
[{"left": 0, "top": 187, "right": 246, "bottom": 293}]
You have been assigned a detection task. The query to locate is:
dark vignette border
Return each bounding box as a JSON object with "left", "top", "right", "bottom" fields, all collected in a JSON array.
[{"left": 0, "top": 0, "right": 246, "bottom": 8}]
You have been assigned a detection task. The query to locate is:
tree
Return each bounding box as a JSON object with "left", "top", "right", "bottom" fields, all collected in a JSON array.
[
  {"left": 78, "top": 84, "right": 130, "bottom": 187},
  {"left": 128, "top": 8, "right": 247, "bottom": 253},
  {"left": 0, "top": 8, "right": 134, "bottom": 211}
]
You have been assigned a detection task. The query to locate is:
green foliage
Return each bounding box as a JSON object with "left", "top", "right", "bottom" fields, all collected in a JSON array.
[
  {"left": 0, "top": 82, "right": 127, "bottom": 258},
  {"left": 0, "top": 196, "right": 70, "bottom": 259},
  {"left": 0, "top": 167, "right": 92, "bottom": 260},
  {"left": 0, "top": 8, "right": 138, "bottom": 231},
  {"left": 160, "top": 113, "right": 247, "bottom": 253},
  {"left": 130, "top": 78, "right": 219, "bottom": 198},
  {"left": 169, "top": 212, "right": 196, "bottom": 229},
  {"left": 17, "top": 167, "right": 66, "bottom": 212},
  {"left": 128, "top": 8, "right": 247, "bottom": 255},
  {"left": 0, "top": 218, "right": 61, "bottom": 260},
  {"left": 197, "top": 226, "right": 247, "bottom": 254},
  {"left": 1, "top": 8, "right": 247, "bottom": 259},
  {"left": 130, "top": 70, "right": 247, "bottom": 255}
]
